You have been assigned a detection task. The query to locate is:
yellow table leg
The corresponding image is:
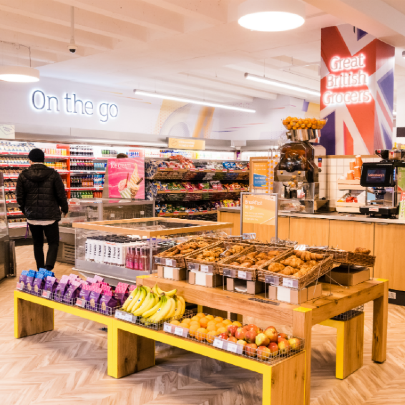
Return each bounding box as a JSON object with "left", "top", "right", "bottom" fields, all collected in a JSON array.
[{"left": 320, "top": 313, "right": 364, "bottom": 379}]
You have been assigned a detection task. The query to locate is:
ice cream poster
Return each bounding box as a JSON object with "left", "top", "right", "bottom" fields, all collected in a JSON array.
[{"left": 108, "top": 158, "right": 145, "bottom": 199}]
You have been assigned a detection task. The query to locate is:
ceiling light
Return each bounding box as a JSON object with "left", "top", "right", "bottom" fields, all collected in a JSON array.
[
  {"left": 245, "top": 73, "right": 320, "bottom": 96},
  {"left": 134, "top": 90, "right": 256, "bottom": 113},
  {"left": 0, "top": 66, "right": 40, "bottom": 82},
  {"left": 238, "top": 0, "right": 305, "bottom": 32}
]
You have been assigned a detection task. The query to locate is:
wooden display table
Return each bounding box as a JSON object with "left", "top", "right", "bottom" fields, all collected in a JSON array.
[
  {"left": 14, "top": 290, "right": 305, "bottom": 405},
  {"left": 137, "top": 276, "right": 388, "bottom": 405}
]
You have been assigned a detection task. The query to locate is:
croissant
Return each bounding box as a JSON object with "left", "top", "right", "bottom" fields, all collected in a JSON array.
[
  {"left": 188, "top": 242, "right": 198, "bottom": 249},
  {"left": 267, "top": 263, "right": 285, "bottom": 272},
  {"left": 255, "top": 260, "right": 267, "bottom": 267},
  {"left": 236, "top": 255, "right": 247, "bottom": 264},
  {"left": 267, "top": 250, "right": 280, "bottom": 256},
  {"left": 180, "top": 249, "right": 194, "bottom": 254},
  {"left": 240, "top": 261, "right": 254, "bottom": 268},
  {"left": 247, "top": 252, "right": 258, "bottom": 259},
  {"left": 256, "top": 252, "right": 268, "bottom": 260},
  {"left": 230, "top": 262, "right": 240, "bottom": 266},
  {"left": 279, "top": 266, "right": 296, "bottom": 275}
]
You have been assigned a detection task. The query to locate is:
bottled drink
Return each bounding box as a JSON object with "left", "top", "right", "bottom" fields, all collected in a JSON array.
[{"left": 133, "top": 246, "right": 139, "bottom": 270}]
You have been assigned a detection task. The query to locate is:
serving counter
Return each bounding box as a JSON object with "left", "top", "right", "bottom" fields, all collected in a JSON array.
[{"left": 218, "top": 207, "right": 405, "bottom": 304}]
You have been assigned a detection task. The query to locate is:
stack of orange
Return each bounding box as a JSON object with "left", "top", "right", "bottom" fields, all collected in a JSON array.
[
  {"left": 282, "top": 117, "right": 327, "bottom": 131},
  {"left": 171, "top": 313, "right": 242, "bottom": 343}
]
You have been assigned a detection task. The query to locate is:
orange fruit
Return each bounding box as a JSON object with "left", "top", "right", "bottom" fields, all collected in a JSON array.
[
  {"left": 216, "top": 327, "right": 227, "bottom": 334},
  {"left": 191, "top": 316, "right": 200, "bottom": 322},
  {"left": 195, "top": 328, "right": 207, "bottom": 341},
  {"left": 199, "top": 317, "right": 209, "bottom": 328},
  {"left": 170, "top": 320, "right": 180, "bottom": 326},
  {"left": 215, "top": 322, "right": 226, "bottom": 330},
  {"left": 206, "top": 330, "right": 219, "bottom": 343},
  {"left": 222, "top": 319, "right": 232, "bottom": 326},
  {"left": 232, "top": 321, "right": 242, "bottom": 327},
  {"left": 205, "top": 315, "right": 214, "bottom": 320},
  {"left": 207, "top": 320, "right": 216, "bottom": 327},
  {"left": 206, "top": 324, "right": 217, "bottom": 332},
  {"left": 214, "top": 317, "right": 223, "bottom": 323},
  {"left": 189, "top": 325, "right": 199, "bottom": 337},
  {"left": 196, "top": 313, "right": 205, "bottom": 318},
  {"left": 190, "top": 321, "right": 200, "bottom": 328}
]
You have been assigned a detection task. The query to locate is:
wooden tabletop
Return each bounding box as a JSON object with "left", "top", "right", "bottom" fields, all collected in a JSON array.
[{"left": 137, "top": 275, "right": 386, "bottom": 327}]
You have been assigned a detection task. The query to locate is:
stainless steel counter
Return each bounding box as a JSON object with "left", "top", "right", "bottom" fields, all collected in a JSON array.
[{"left": 217, "top": 207, "right": 405, "bottom": 225}]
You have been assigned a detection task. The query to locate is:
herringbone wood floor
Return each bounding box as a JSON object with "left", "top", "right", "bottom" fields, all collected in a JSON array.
[{"left": 1, "top": 245, "right": 405, "bottom": 404}]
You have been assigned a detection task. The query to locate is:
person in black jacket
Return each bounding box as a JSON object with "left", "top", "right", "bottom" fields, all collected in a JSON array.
[{"left": 16, "top": 148, "right": 69, "bottom": 270}]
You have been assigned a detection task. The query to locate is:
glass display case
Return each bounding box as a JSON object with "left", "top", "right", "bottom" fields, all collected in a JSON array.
[
  {"left": 0, "top": 173, "right": 11, "bottom": 281},
  {"left": 72, "top": 217, "right": 233, "bottom": 285},
  {"left": 57, "top": 199, "right": 155, "bottom": 264}
]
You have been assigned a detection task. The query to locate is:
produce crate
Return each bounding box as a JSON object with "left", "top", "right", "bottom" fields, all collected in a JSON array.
[
  {"left": 154, "top": 238, "right": 218, "bottom": 268},
  {"left": 309, "top": 247, "right": 376, "bottom": 267},
  {"left": 217, "top": 246, "right": 292, "bottom": 281},
  {"left": 258, "top": 250, "right": 334, "bottom": 289},
  {"left": 186, "top": 241, "right": 252, "bottom": 274}
]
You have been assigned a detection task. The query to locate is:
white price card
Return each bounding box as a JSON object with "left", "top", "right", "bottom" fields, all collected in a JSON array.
[
  {"left": 227, "top": 342, "right": 238, "bottom": 353},
  {"left": 166, "top": 259, "right": 176, "bottom": 267},
  {"left": 76, "top": 298, "right": 86, "bottom": 308},
  {"left": 163, "top": 323, "right": 173, "bottom": 333},
  {"left": 213, "top": 338, "right": 224, "bottom": 349},
  {"left": 283, "top": 278, "right": 295, "bottom": 288},
  {"left": 174, "top": 327, "right": 187, "bottom": 337},
  {"left": 16, "top": 282, "right": 23, "bottom": 291},
  {"left": 238, "top": 271, "right": 247, "bottom": 280},
  {"left": 200, "top": 264, "right": 209, "bottom": 273},
  {"left": 42, "top": 290, "right": 51, "bottom": 299}
]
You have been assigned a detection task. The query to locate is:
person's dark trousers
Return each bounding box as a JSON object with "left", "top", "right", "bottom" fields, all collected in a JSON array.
[{"left": 28, "top": 221, "right": 60, "bottom": 270}]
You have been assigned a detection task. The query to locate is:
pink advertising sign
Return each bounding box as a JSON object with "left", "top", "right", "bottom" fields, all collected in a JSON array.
[{"left": 108, "top": 158, "right": 145, "bottom": 199}]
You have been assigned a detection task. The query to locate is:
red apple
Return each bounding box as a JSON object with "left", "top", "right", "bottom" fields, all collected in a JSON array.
[
  {"left": 227, "top": 336, "right": 238, "bottom": 343},
  {"left": 218, "top": 333, "right": 228, "bottom": 340},
  {"left": 235, "top": 327, "right": 246, "bottom": 341},
  {"left": 288, "top": 338, "right": 301, "bottom": 351},
  {"left": 278, "top": 336, "right": 287, "bottom": 343},
  {"left": 278, "top": 339, "right": 291, "bottom": 354},
  {"left": 255, "top": 332, "right": 270, "bottom": 347},
  {"left": 245, "top": 330, "right": 258, "bottom": 343},
  {"left": 268, "top": 342, "right": 278, "bottom": 357},
  {"left": 264, "top": 326, "right": 278, "bottom": 343},
  {"left": 257, "top": 346, "right": 271, "bottom": 361},
  {"left": 227, "top": 324, "right": 238, "bottom": 337},
  {"left": 237, "top": 340, "right": 247, "bottom": 348},
  {"left": 246, "top": 324, "right": 260, "bottom": 333},
  {"left": 245, "top": 343, "right": 257, "bottom": 357},
  {"left": 278, "top": 333, "right": 288, "bottom": 340}
]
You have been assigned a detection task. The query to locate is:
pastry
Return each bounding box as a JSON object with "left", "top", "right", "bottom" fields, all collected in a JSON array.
[
  {"left": 267, "top": 263, "right": 285, "bottom": 273},
  {"left": 354, "top": 247, "right": 371, "bottom": 255}
]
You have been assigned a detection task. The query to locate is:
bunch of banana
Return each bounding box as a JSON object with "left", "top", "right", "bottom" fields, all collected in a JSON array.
[{"left": 122, "top": 285, "right": 150, "bottom": 312}]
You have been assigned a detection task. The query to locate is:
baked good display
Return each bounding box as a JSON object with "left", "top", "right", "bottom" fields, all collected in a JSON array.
[
  {"left": 162, "top": 240, "right": 210, "bottom": 257},
  {"left": 354, "top": 247, "right": 371, "bottom": 255}
]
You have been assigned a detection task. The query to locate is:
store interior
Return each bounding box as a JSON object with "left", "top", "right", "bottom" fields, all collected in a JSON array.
[{"left": 2, "top": 1, "right": 405, "bottom": 405}]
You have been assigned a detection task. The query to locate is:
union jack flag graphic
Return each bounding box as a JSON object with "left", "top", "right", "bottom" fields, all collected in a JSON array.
[{"left": 320, "top": 24, "right": 395, "bottom": 155}]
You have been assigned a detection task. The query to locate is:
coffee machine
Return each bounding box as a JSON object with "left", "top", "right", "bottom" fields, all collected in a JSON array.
[
  {"left": 360, "top": 149, "right": 405, "bottom": 218},
  {"left": 273, "top": 128, "right": 328, "bottom": 214}
]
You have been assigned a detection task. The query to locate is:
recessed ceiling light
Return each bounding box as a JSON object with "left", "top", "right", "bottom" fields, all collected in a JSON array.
[
  {"left": 0, "top": 66, "right": 40, "bottom": 82},
  {"left": 134, "top": 90, "right": 256, "bottom": 113},
  {"left": 238, "top": 0, "right": 305, "bottom": 32},
  {"left": 245, "top": 73, "right": 320, "bottom": 96}
]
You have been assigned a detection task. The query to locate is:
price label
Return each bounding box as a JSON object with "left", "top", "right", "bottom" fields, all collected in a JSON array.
[
  {"left": 198, "top": 168, "right": 204, "bottom": 171},
  {"left": 200, "top": 264, "right": 209, "bottom": 273},
  {"left": 42, "top": 290, "right": 51, "bottom": 299},
  {"left": 229, "top": 169, "right": 234, "bottom": 172},
  {"left": 174, "top": 327, "right": 186, "bottom": 337},
  {"left": 188, "top": 263, "right": 199, "bottom": 271},
  {"left": 76, "top": 298, "right": 86, "bottom": 308},
  {"left": 227, "top": 342, "right": 237, "bottom": 353},
  {"left": 155, "top": 257, "right": 161, "bottom": 264},
  {"left": 283, "top": 278, "right": 296, "bottom": 288},
  {"left": 213, "top": 338, "right": 224, "bottom": 349},
  {"left": 167, "top": 259, "right": 176, "bottom": 267},
  {"left": 265, "top": 275, "right": 280, "bottom": 286},
  {"left": 222, "top": 169, "right": 227, "bottom": 172},
  {"left": 238, "top": 271, "right": 247, "bottom": 280},
  {"left": 16, "top": 282, "right": 23, "bottom": 291},
  {"left": 163, "top": 323, "right": 173, "bottom": 333},
  {"left": 369, "top": 207, "right": 379, "bottom": 212}
]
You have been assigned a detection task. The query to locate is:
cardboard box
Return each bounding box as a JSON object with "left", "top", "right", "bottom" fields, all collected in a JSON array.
[
  {"left": 188, "top": 271, "right": 222, "bottom": 288},
  {"left": 277, "top": 286, "right": 308, "bottom": 304},
  {"left": 226, "top": 278, "right": 264, "bottom": 294},
  {"left": 323, "top": 267, "right": 370, "bottom": 286},
  {"left": 157, "top": 265, "right": 186, "bottom": 281}
]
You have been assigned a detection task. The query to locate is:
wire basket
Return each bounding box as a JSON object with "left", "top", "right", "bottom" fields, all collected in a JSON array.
[
  {"left": 309, "top": 247, "right": 376, "bottom": 267},
  {"left": 332, "top": 305, "right": 364, "bottom": 321}
]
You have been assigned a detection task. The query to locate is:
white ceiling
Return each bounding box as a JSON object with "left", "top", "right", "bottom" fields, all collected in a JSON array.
[{"left": 1, "top": 0, "right": 405, "bottom": 104}]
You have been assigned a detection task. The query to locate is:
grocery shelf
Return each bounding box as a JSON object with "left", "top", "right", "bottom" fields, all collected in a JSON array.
[
  {"left": 70, "top": 156, "right": 96, "bottom": 160},
  {"left": 70, "top": 170, "right": 106, "bottom": 174},
  {"left": 5, "top": 188, "right": 16, "bottom": 191},
  {"left": 3, "top": 175, "right": 19, "bottom": 179},
  {"left": 69, "top": 187, "right": 103, "bottom": 190},
  {"left": 0, "top": 164, "right": 29, "bottom": 167},
  {"left": 7, "top": 211, "right": 23, "bottom": 216},
  {"left": 8, "top": 223, "right": 27, "bottom": 228},
  {"left": 0, "top": 151, "right": 28, "bottom": 155},
  {"left": 6, "top": 200, "right": 17, "bottom": 203},
  {"left": 157, "top": 189, "right": 244, "bottom": 194}
]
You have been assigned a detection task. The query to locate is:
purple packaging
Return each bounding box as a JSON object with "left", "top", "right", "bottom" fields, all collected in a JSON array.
[
  {"left": 63, "top": 282, "right": 82, "bottom": 303},
  {"left": 18, "top": 271, "right": 28, "bottom": 289},
  {"left": 86, "top": 288, "right": 103, "bottom": 310},
  {"left": 25, "top": 270, "right": 36, "bottom": 293},
  {"left": 33, "top": 273, "right": 45, "bottom": 293},
  {"left": 54, "top": 275, "right": 70, "bottom": 302},
  {"left": 78, "top": 286, "right": 92, "bottom": 301},
  {"left": 44, "top": 276, "right": 58, "bottom": 293},
  {"left": 99, "top": 293, "right": 118, "bottom": 315}
]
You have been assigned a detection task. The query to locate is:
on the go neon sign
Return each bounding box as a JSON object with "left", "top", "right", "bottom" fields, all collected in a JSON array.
[{"left": 323, "top": 54, "right": 372, "bottom": 105}]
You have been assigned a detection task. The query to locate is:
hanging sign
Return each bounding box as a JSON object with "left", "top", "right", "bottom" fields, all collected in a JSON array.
[{"left": 168, "top": 138, "right": 205, "bottom": 150}]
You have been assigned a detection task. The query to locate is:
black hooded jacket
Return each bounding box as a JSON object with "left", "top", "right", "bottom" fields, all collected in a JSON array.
[{"left": 16, "top": 164, "right": 69, "bottom": 221}]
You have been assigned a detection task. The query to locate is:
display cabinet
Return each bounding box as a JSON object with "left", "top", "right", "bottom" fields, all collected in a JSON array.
[
  {"left": 72, "top": 217, "right": 233, "bottom": 285},
  {"left": 57, "top": 199, "right": 155, "bottom": 264},
  {"left": 0, "top": 173, "right": 11, "bottom": 281}
]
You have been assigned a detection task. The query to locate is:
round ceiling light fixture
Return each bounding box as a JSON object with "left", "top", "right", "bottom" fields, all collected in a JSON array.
[
  {"left": 238, "top": 0, "right": 305, "bottom": 32},
  {"left": 0, "top": 66, "right": 40, "bottom": 82}
]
